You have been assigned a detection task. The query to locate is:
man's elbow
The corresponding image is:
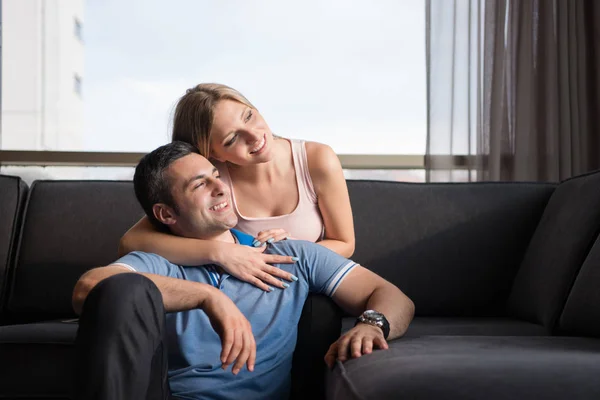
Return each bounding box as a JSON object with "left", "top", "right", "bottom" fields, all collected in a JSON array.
[
  {"left": 406, "top": 296, "right": 416, "bottom": 321},
  {"left": 72, "top": 271, "right": 100, "bottom": 315},
  {"left": 398, "top": 294, "right": 416, "bottom": 336}
]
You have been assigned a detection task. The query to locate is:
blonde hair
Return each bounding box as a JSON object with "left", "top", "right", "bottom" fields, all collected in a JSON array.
[{"left": 172, "top": 83, "right": 255, "bottom": 158}]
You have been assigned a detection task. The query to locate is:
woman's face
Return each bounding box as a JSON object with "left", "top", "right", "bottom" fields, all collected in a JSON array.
[{"left": 209, "top": 99, "right": 275, "bottom": 165}]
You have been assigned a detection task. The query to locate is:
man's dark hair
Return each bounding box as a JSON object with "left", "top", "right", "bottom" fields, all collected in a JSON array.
[{"left": 134, "top": 141, "right": 199, "bottom": 229}]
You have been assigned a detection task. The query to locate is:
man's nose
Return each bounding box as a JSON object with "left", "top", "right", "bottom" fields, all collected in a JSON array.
[{"left": 210, "top": 179, "right": 227, "bottom": 196}]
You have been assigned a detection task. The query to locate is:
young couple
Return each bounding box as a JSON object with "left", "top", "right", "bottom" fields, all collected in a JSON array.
[{"left": 73, "top": 84, "right": 414, "bottom": 399}]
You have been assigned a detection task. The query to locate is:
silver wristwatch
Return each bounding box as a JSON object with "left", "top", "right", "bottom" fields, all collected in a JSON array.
[{"left": 355, "top": 309, "right": 390, "bottom": 339}]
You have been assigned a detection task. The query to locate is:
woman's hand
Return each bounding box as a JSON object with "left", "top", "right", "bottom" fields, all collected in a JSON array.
[
  {"left": 252, "top": 229, "right": 294, "bottom": 247},
  {"left": 214, "top": 242, "right": 299, "bottom": 292}
]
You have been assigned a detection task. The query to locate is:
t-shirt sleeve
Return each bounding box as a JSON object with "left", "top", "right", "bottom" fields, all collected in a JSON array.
[
  {"left": 268, "top": 241, "right": 357, "bottom": 297},
  {"left": 111, "top": 251, "right": 184, "bottom": 279}
]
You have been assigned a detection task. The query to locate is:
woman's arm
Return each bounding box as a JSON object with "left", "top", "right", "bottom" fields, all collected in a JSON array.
[
  {"left": 119, "top": 217, "right": 220, "bottom": 263},
  {"left": 305, "top": 141, "right": 356, "bottom": 258},
  {"left": 119, "top": 217, "right": 297, "bottom": 291}
]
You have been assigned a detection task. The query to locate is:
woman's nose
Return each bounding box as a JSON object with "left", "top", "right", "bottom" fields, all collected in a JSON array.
[{"left": 244, "top": 129, "right": 262, "bottom": 144}]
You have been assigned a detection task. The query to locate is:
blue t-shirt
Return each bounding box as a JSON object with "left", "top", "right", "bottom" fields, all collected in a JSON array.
[{"left": 113, "top": 230, "right": 357, "bottom": 400}]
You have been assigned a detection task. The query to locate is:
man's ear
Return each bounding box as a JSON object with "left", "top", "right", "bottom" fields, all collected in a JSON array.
[{"left": 152, "top": 203, "right": 177, "bottom": 225}]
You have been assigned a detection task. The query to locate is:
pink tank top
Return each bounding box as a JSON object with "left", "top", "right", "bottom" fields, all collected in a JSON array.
[{"left": 216, "top": 139, "right": 325, "bottom": 242}]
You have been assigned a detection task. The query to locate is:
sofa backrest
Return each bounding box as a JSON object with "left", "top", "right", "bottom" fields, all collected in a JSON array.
[
  {"left": 347, "top": 180, "right": 555, "bottom": 317},
  {"left": 0, "top": 175, "right": 28, "bottom": 319},
  {"left": 507, "top": 170, "right": 600, "bottom": 331},
  {"left": 4, "top": 180, "right": 144, "bottom": 323},
  {"left": 558, "top": 232, "right": 600, "bottom": 337}
]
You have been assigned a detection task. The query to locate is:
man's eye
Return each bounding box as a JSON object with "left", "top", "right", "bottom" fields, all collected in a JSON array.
[
  {"left": 225, "top": 134, "right": 237, "bottom": 147},
  {"left": 244, "top": 110, "right": 253, "bottom": 123},
  {"left": 193, "top": 182, "right": 205, "bottom": 190}
]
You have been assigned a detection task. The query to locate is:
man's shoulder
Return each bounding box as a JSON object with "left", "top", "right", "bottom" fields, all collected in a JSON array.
[
  {"left": 115, "top": 251, "right": 175, "bottom": 267},
  {"left": 267, "top": 239, "right": 328, "bottom": 256}
]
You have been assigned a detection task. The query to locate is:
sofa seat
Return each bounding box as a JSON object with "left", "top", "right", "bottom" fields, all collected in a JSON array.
[
  {"left": 342, "top": 317, "right": 547, "bottom": 337},
  {"left": 327, "top": 335, "right": 600, "bottom": 400},
  {"left": 0, "top": 321, "right": 77, "bottom": 398}
]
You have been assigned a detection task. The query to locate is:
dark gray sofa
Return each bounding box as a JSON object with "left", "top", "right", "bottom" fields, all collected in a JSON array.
[{"left": 1, "top": 170, "right": 600, "bottom": 399}]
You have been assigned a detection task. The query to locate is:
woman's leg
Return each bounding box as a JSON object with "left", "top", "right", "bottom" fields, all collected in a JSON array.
[{"left": 74, "top": 273, "right": 171, "bottom": 400}]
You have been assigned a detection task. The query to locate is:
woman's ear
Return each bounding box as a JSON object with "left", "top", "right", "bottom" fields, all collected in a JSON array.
[{"left": 152, "top": 203, "right": 177, "bottom": 225}]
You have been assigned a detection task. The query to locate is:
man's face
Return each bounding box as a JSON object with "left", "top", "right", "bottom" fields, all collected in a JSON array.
[{"left": 161, "top": 153, "right": 238, "bottom": 239}]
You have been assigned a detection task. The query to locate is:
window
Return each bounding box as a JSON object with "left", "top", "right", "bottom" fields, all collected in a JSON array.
[{"left": 1, "top": 1, "right": 426, "bottom": 182}]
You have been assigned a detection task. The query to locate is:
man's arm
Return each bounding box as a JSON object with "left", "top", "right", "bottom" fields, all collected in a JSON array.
[
  {"left": 332, "top": 265, "right": 414, "bottom": 339},
  {"left": 72, "top": 265, "right": 256, "bottom": 375},
  {"left": 325, "top": 265, "right": 415, "bottom": 367},
  {"left": 72, "top": 265, "right": 216, "bottom": 315}
]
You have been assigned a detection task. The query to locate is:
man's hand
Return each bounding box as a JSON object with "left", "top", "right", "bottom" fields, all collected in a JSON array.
[
  {"left": 324, "top": 323, "right": 389, "bottom": 369},
  {"left": 200, "top": 289, "right": 256, "bottom": 375}
]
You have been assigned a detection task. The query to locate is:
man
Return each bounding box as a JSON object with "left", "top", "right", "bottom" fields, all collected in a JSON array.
[{"left": 73, "top": 141, "right": 414, "bottom": 400}]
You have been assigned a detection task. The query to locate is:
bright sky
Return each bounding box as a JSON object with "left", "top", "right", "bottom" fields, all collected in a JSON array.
[{"left": 83, "top": 0, "right": 426, "bottom": 155}]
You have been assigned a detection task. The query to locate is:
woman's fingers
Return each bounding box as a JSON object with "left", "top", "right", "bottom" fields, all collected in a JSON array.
[
  {"left": 219, "top": 234, "right": 300, "bottom": 290},
  {"left": 253, "top": 229, "right": 291, "bottom": 246},
  {"left": 247, "top": 276, "right": 272, "bottom": 292},
  {"left": 263, "top": 264, "right": 298, "bottom": 282},
  {"left": 262, "top": 254, "right": 298, "bottom": 265}
]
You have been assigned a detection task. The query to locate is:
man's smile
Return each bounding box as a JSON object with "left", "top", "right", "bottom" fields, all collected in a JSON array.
[{"left": 209, "top": 201, "right": 230, "bottom": 212}]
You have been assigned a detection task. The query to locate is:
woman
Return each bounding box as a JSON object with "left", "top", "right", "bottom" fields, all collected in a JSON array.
[{"left": 120, "top": 83, "right": 355, "bottom": 291}]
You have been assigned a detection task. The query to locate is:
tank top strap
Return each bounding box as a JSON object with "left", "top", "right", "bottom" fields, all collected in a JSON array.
[{"left": 290, "top": 139, "right": 318, "bottom": 204}]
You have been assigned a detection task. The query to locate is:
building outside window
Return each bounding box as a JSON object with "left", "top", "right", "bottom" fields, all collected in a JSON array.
[
  {"left": 74, "top": 74, "right": 82, "bottom": 96},
  {"left": 74, "top": 17, "right": 83, "bottom": 42}
]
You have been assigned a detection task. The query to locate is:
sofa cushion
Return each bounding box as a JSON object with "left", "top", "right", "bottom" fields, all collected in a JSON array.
[
  {"left": 0, "top": 175, "right": 27, "bottom": 317},
  {"left": 508, "top": 170, "right": 600, "bottom": 330},
  {"left": 559, "top": 232, "right": 600, "bottom": 337},
  {"left": 5, "top": 181, "right": 144, "bottom": 323},
  {"left": 347, "top": 180, "right": 554, "bottom": 317},
  {"left": 327, "top": 336, "right": 600, "bottom": 400},
  {"left": 342, "top": 317, "right": 547, "bottom": 337},
  {"left": 0, "top": 321, "right": 77, "bottom": 398}
]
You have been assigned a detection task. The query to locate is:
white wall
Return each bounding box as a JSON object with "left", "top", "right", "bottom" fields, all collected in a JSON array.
[{"left": 2, "top": 0, "right": 84, "bottom": 150}]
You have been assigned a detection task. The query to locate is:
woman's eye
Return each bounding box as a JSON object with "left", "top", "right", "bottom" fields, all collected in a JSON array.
[
  {"left": 244, "top": 110, "right": 253, "bottom": 123},
  {"left": 225, "top": 134, "right": 237, "bottom": 147}
]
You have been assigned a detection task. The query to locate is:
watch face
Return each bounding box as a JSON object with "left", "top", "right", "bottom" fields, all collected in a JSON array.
[{"left": 364, "top": 310, "right": 383, "bottom": 321}]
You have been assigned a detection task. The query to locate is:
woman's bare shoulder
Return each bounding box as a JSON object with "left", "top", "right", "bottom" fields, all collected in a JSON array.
[{"left": 304, "top": 141, "right": 343, "bottom": 181}]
